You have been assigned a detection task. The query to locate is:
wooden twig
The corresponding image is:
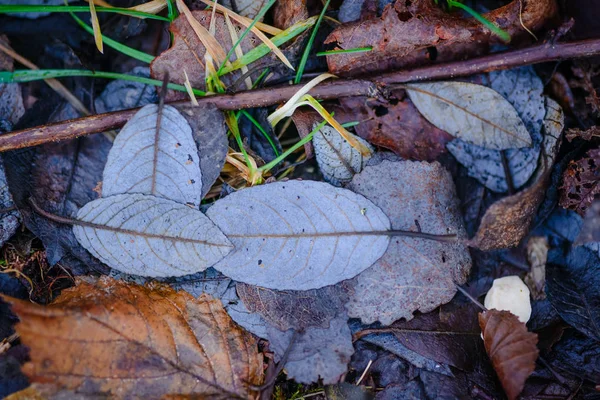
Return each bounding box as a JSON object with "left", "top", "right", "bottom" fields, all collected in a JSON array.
[{"left": 2, "top": 38, "right": 600, "bottom": 152}]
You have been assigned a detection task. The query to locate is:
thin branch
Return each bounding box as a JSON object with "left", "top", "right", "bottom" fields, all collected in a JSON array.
[{"left": 2, "top": 38, "right": 600, "bottom": 152}]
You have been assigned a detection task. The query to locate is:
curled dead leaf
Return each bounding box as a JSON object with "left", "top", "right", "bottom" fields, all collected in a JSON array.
[
  {"left": 479, "top": 310, "right": 539, "bottom": 400},
  {"left": 4, "top": 276, "right": 263, "bottom": 399}
]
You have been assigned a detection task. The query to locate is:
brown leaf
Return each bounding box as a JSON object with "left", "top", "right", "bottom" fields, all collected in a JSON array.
[
  {"left": 565, "top": 126, "right": 600, "bottom": 142},
  {"left": 151, "top": 10, "right": 261, "bottom": 100},
  {"left": 273, "top": 0, "right": 308, "bottom": 29},
  {"left": 469, "top": 98, "right": 563, "bottom": 251},
  {"left": 478, "top": 310, "right": 539, "bottom": 400},
  {"left": 559, "top": 148, "right": 600, "bottom": 215},
  {"left": 325, "top": 0, "right": 557, "bottom": 77},
  {"left": 339, "top": 91, "right": 452, "bottom": 160},
  {"left": 5, "top": 276, "right": 263, "bottom": 399}
]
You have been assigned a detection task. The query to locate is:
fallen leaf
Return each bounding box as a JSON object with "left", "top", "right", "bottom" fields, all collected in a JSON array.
[
  {"left": 339, "top": 93, "right": 453, "bottom": 161},
  {"left": 273, "top": 0, "right": 307, "bottom": 29},
  {"left": 5, "top": 276, "right": 263, "bottom": 398},
  {"left": 151, "top": 10, "right": 262, "bottom": 100},
  {"left": 325, "top": 0, "right": 557, "bottom": 76},
  {"left": 574, "top": 199, "right": 600, "bottom": 247},
  {"left": 102, "top": 104, "right": 204, "bottom": 207},
  {"left": 0, "top": 35, "right": 24, "bottom": 129},
  {"left": 94, "top": 66, "right": 158, "bottom": 114},
  {"left": 546, "top": 329, "right": 600, "bottom": 384},
  {"left": 206, "top": 180, "right": 391, "bottom": 290},
  {"left": 406, "top": 81, "right": 532, "bottom": 150},
  {"left": 222, "top": 0, "right": 269, "bottom": 19},
  {"left": 525, "top": 236, "right": 548, "bottom": 300},
  {"left": 344, "top": 159, "right": 471, "bottom": 324},
  {"left": 559, "top": 147, "right": 600, "bottom": 216},
  {"left": 547, "top": 246, "right": 600, "bottom": 341},
  {"left": 313, "top": 123, "right": 374, "bottom": 186},
  {"left": 0, "top": 161, "right": 19, "bottom": 247},
  {"left": 470, "top": 98, "right": 564, "bottom": 251},
  {"left": 447, "top": 67, "right": 546, "bottom": 192},
  {"left": 565, "top": 125, "right": 600, "bottom": 142},
  {"left": 237, "top": 281, "right": 353, "bottom": 330},
  {"left": 479, "top": 310, "right": 539, "bottom": 400},
  {"left": 73, "top": 193, "right": 233, "bottom": 277}
]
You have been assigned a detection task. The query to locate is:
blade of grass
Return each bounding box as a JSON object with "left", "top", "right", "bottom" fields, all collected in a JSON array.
[
  {"left": 294, "top": 0, "right": 330, "bottom": 84},
  {"left": 316, "top": 46, "right": 372, "bottom": 56},
  {"left": 197, "top": 0, "right": 281, "bottom": 35},
  {"left": 0, "top": 69, "right": 206, "bottom": 96},
  {"left": 88, "top": 0, "right": 103, "bottom": 53},
  {"left": 183, "top": 70, "right": 199, "bottom": 106},
  {"left": 220, "top": 16, "right": 317, "bottom": 75},
  {"left": 129, "top": 0, "right": 167, "bottom": 14},
  {"left": 0, "top": 5, "right": 170, "bottom": 20},
  {"left": 447, "top": 0, "right": 510, "bottom": 42},
  {"left": 224, "top": 11, "right": 252, "bottom": 89},
  {"left": 166, "top": 0, "right": 177, "bottom": 20},
  {"left": 70, "top": 12, "right": 154, "bottom": 63},
  {"left": 239, "top": 110, "right": 280, "bottom": 156}
]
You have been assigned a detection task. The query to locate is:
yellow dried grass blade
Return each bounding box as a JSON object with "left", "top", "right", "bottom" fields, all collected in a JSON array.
[
  {"left": 198, "top": 0, "right": 281, "bottom": 35},
  {"left": 224, "top": 12, "right": 252, "bottom": 90},
  {"left": 129, "top": 0, "right": 167, "bottom": 14},
  {"left": 176, "top": 0, "right": 228, "bottom": 66},
  {"left": 183, "top": 70, "right": 199, "bottom": 106},
  {"left": 89, "top": 0, "right": 104, "bottom": 53}
]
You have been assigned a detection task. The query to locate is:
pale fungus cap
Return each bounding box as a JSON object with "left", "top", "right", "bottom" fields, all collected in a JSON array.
[{"left": 484, "top": 275, "right": 532, "bottom": 323}]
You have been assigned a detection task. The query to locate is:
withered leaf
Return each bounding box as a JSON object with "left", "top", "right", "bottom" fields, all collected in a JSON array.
[
  {"left": 237, "top": 281, "right": 353, "bottom": 331},
  {"left": 565, "top": 125, "right": 600, "bottom": 142},
  {"left": 479, "top": 310, "right": 539, "bottom": 400},
  {"left": 470, "top": 98, "right": 564, "bottom": 251},
  {"left": 5, "top": 276, "right": 263, "bottom": 399},
  {"left": 325, "top": 0, "right": 557, "bottom": 77},
  {"left": 222, "top": 0, "right": 268, "bottom": 19},
  {"left": 94, "top": 66, "right": 158, "bottom": 114},
  {"left": 345, "top": 160, "right": 471, "bottom": 325},
  {"left": 102, "top": 104, "right": 203, "bottom": 208},
  {"left": 0, "top": 35, "right": 24, "bottom": 129},
  {"left": 406, "top": 81, "right": 532, "bottom": 150},
  {"left": 0, "top": 161, "right": 19, "bottom": 249},
  {"left": 206, "top": 180, "right": 391, "bottom": 290},
  {"left": 273, "top": 0, "right": 307, "bottom": 29},
  {"left": 559, "top": 147, "right": 600, "bottom": 216},
  {"left": 574, "top": 199, "right": 600, "bottom": 247},
  {"left": 73, "top": 193, "right": 233, "bottom": 277},
  {"left": 448, "top": 67, "right": 546, "bottom": 192}
]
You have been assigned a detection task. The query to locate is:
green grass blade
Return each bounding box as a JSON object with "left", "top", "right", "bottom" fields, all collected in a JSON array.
[
  {"left": 0, "top": 5, "right": 170, "bottom": 21},
  {"left": 219, "top": 16, "right": 317, "bottom": 76},
  {"left": 166, "top": 0, "right": 178, "bottom": 21},
  {"left": 0, "top": 69, "right": 205, "bottom": 96},
  {"left": 316, "top": 47, "right": 372, "bottom": 56},
  {"left": 447, "top": 0, "right": 510, "bottom": 42},
  {"left": 294, "top": 0, "right": 330, "bottom": 84},
  {"left": 217, "top": 0, "right": 277, "bottom": 75},
  {"left": 240, "top": 110, "right": 280, "bottom": 156},
  {"left": 70, "top": 12, "right": 155, "bottom": 63}
]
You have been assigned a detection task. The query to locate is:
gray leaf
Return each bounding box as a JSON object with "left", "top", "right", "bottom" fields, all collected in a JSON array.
[
  {"left": 73, "top": 193, "right": 233, "bottom": 277},
  {"left": 406, "top": 81, "right": 532, "bottom": 150},
  {"left": 102, "top": 104, "right": 203, "bottom": 207},
  {"left": 447, "top": 67, "right": 546, "bottom": 192},
  {"left": 313, "top": 124, "right": 373, "bottom": 186},
  {"left": 94, "top": 67, "right": 158, "bottom": 114},
  {"left": 345, "top": 160, "right": 472, "bottom": 325},
  {"left": 0, "top": 161, "right": 19, "bottom": 248},
  {"left": 206, "top": 180, "right": 391, "bottom": 290}
]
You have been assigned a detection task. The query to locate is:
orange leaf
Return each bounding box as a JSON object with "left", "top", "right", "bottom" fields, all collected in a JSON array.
[
  {"left": 5, "top": 276, "right": 263, "bottom": 399},
  {"left": 479, "top": 310, "right": 539, "bottom": 400}
]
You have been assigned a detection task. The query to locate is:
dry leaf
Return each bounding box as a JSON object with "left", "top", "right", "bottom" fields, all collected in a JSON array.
[
  {"left": 559, "top": 148, "right": 600, "bottom": 216},
  {"left": 325, "top": 0, "right": 557, "bottom": 77},
  {"left": 406, "top": 81, "right": 532, "bottom": 150},
  {"left": 5, "top": 276, "right": 263, "bottom": 399},
  {"left": 525, "top": 236, "right": 549, "bottom": 300},
  {"left": 566, "top": 126, "right": 600, "bottom": 142},
  {"left": 206, "top": 180, "right": 391, "bottom": 290},
  {"left": 345, "top": 159, "right": 471, "bottom": 324},
  {"left": 102, "top": 104, "right": 204, "bottom": 208},
  {"left": 479, "top": 310, "right": 539, "bottom": 400},
  {"left": 73, "top": 193, "right": 233, "bottom": 277},
  {"left": 222, "top": 0, "right": 268, "bottom": 19},
  {"left": 273, "top": 0, "right": 308, "bottom": 29},
  {"left": 470, "top": 98, "right": 564, "bottom": 250}
]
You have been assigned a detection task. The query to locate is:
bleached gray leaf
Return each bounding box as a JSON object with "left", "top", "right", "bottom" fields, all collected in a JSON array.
[
  {"left": 447, "top": 67, "right": 546, "bottom": 192},
  {"left": 94, "top": 67, "right": 157, "bottom": 114},
  {"left": 406, "top": 81, "right": 532, "bottom": 150},
  {"left": 0, "top": 160, "right": 19, "bottom": 248},
  {"left": 73, "top": 193, "right": 233, "bottom": 277},
  {"left": 102, "top": 104, "right": 203, "bottom": 207},
  {"left": 345, "top": 160, "right": 471, "bottom": 325},
  {"left": 206, "top": 180, "right": 391, "bottom": 290},
  {"left": 313, "top": 124, "right": 373, "bottom": 186},
  {"left": 221, "top": 0, "right": 267, "bottom": 19}
]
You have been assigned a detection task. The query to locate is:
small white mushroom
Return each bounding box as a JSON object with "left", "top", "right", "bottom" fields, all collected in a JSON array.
[{"left": 484, "top": 276, "right": 532, "bottom": 323}]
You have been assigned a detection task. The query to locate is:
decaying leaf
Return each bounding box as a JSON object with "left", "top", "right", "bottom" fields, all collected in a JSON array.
[
  {"left": 222, "top": 0, "right": 268, "bottom": 19},
  {"left": 5, "top": 276, "right": 263, "bottom": 398},
  {"left": 547, "top": 246, "right": 600, "bottom": 341},
  {"left": 73, "top": 193, "right": 233, "bottom": 277},
  {"left": 565, "top": 125, "right": 600, "bottom": 142},
  {"left": 406, "top": 81, "right": 532, "bottom": 150},
  {"left": 0, "top": 161, "right": 19, "bottom": 249},
  {"left": 237, "top": 281, "right": 353, "bottom": 331},
  {"left": 559, "top": 147, "right": 600, "bottom": 216},
  {"left": 479, "top": 310, "right": 539, "bottom": 400},
  {"left": 273, "top": 0, "right": 307, "bottom": 29},
  {"left": 94, "top": 66, "right": 158, "bottom": 114},
  {"left": 151, "top": 11, "right": 261, "bottom": 100},
  {"left": 525, "top": 236, "right": 549, "bottom": 300},
  {"left": 0, "top": 35, "right": 24, "bottom": 130},
  {"left": 345, "top": 160, "right": 471, "bottom": 325},
  {"left": 325, "top": 0, "right": 557, "bottom": 76},
  {"left": 447, "top": 67, "right": 546, "bottom": 192},
  {"left": 574, "top": 199, "right": 600, "bottom": 247},
  {"left": 339, "top": 92, "right": 453, "bottom": 161},
  {"left": 206, "top": 180, "right": 391, "bottom": 290},
  {"left": 470, "top": 98, "right": 564, "bottom": 251},
  {"left": 313, "top": 123, "right": 374, "bottom": 186},
  {"left": 102, "top": 104, "right": 203, "bottom": 208}
]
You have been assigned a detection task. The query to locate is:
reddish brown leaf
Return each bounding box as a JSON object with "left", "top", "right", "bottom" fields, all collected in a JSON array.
[
  {"left": 479, "top": 310, "right": 539, "bottom": 400},
  {"left": 273, "top": 0, "right": 308, "bottom": 29},
  {"left": 5, "top": 276, "right": 263, "bottom": 399},
  {"left": 559, "top": 148, "right": 600, "bottom": 215},
  {"left": 325, "top": 0, "right": 558, "bottom": 77}
]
